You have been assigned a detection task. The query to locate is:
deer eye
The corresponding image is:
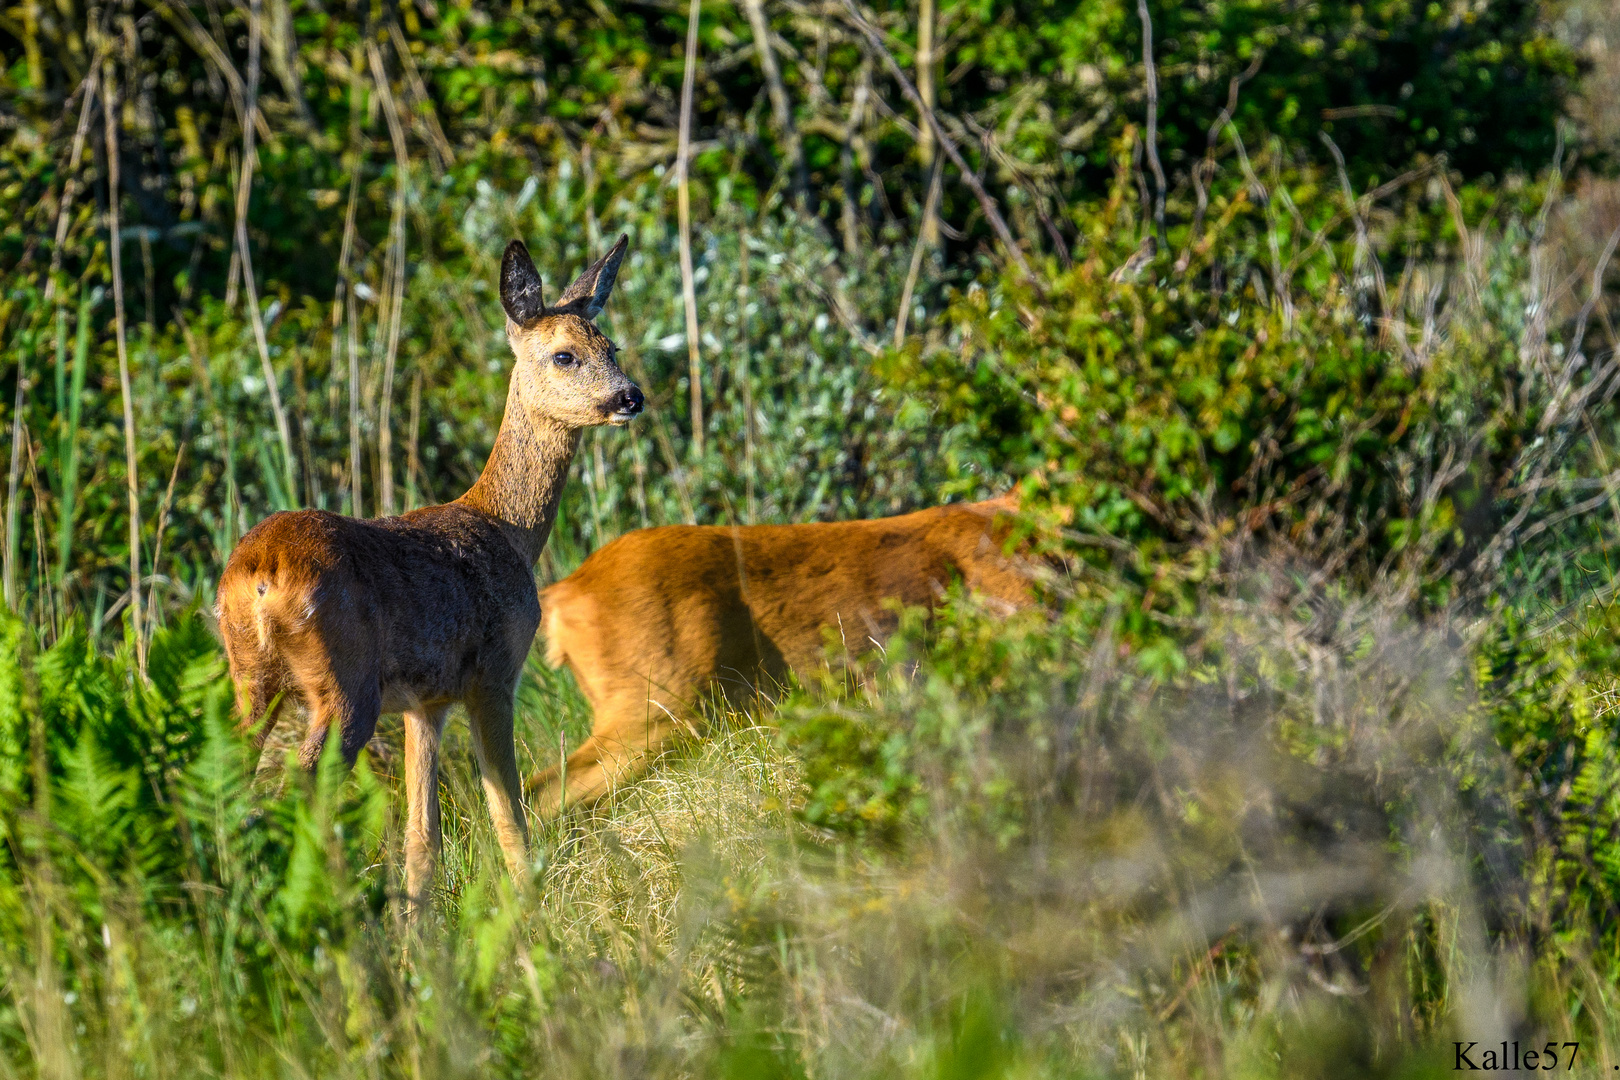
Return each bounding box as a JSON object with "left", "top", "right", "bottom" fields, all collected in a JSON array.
[{"left": 552, "top": 351, "right": 576, "bottom": 367}]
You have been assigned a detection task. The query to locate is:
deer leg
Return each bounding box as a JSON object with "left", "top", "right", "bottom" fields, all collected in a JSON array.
[
  {"left": 529, "top": 692, "right": 689, "bottom": 818},
  {"left": 296, "top": 670, "right": 382, "bottom": 773},
  {"left": 465, "top": 682, "right": 530, "bottom": 883},
  {"left": 235, "top": 668, "right": 289, "bottom": 751},
  {"left": 403, "top": 704, "right": 450, "bottom": 918},
  {"left": 252, "top": 703, "right": 307, "bottom": 788}
]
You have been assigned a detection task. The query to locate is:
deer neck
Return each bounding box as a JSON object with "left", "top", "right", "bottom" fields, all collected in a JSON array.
[{"left": 457, "top": 385, "right": 580, "bottom": 567}]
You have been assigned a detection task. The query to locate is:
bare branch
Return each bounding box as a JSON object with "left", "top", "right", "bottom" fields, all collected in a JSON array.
[
  {"left": 231, "top": 0, "right": 298, "bottom": 504},
  {"left": 895, "top": 154, "right": 944, "bottom": 348},
  {"left": 739, "top": 0, "right": 809, "bottom": 207},
  {"left": 1135, "top": 0, "right": 1166, "bottom": 252},
  {"left": 838, "top": 0, "right": 1037, "bottom": 287},
  {"left": 678, "top": 0, "right": 705, "bottom": 457},
  {"left": 103, "top": 58, "right": 145, "bottom": 675},
  {"left": 368, "top": 41, "right": 412, "bottom": 516}
]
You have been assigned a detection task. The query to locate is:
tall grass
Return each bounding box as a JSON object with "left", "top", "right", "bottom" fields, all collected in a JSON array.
[{"left": 0, "top": 567, "right": 1614, "bottom": 1077}]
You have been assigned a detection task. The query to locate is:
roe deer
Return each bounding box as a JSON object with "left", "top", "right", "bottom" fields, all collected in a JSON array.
[
  {"left": 217, "top": 234, "right": 641, "bottom": 914},
  {"left": 528, "top": 495, "right": 1032, "bottom": 815}
]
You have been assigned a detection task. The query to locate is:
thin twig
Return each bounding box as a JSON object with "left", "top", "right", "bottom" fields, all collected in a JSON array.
[
  {"left": 1177, "top": 51, "right": 1262, "bottom": 273},
  {"left": 838, "top": 59, "right": 872, "bottom": 251},
  {"left": 44, "top": 66, "right": 100, "bottom": 303},
  {"left": 1320, "top": 132, "right": 1392, "bottom": 335},
  {"left": 677, "top": 0, "right": 705, "bottom": 458},
  {"left": 1135, "top": 0, "right": 1166, "bottom": 252},
  {"left": 233, "top": 0, "right": 298, "bottom": 504},
  {"left": 1540, "top": 223, "right": 1620, "bottom": 437},
  {"left": 368, "top": 41, "right": 411, "bottom": 517},
  {"left": 895, "top": 153, "right": 943, "bottom": 349},
  {"left": 104, "top": 58, "right": 145, "bottom": 676},
  {"left": 143, "top": 442, "right": 187, "bottom": 657},
  {"left": 839, "top": 0, "right": 1036, "bottom": 286},
  {"left": 738, "top": 0, "right": 809, "bottom": 207}
]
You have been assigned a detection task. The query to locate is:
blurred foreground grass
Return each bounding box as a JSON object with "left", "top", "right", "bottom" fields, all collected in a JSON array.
[{"left": 6, "top": 571, "right": 1617, "bottom": 1078}]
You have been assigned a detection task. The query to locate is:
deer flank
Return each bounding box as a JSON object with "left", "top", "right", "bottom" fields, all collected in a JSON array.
[{"left": 529, "top": 495, "right": 1032, "bottom": 815}]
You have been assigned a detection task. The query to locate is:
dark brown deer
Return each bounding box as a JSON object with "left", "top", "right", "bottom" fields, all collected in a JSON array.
[
  {"left": 217, "top": 234, "right": 642, "bottom": 914},
  {"left": 528, "top": 495, "right": 1032, "bottom": 816}
]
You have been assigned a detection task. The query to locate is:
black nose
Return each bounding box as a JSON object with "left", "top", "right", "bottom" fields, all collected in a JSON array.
[{"left": 612, "top": 386, "right": 644, "bottom": 416}]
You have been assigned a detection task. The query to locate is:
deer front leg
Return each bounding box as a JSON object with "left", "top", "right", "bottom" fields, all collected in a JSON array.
[
  {"left": 465, "top": 682, "right": 531, "bottom": 884},
  {"left": 528, "top": 691, "right": 689, "bottom": 818},
  {"left": 404, "top": 704, "right": 450, "bottom": 919}
]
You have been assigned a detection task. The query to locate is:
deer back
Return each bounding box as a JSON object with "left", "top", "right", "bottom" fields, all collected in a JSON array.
[{"left": 540, "top": 499, "right": 1030, "bottom": 709}]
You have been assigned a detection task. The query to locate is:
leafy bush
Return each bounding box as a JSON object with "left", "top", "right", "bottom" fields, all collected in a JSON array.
[
  {"left": 887, "top": 153, "right": 1611, "bottom": 644},
  {"left": 0, "top": 0, "right": 1586, "bottom": 315}
]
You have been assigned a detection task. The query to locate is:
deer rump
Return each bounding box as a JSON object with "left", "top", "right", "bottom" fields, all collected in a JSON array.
[
  {"left": 218, "top": 507, "right": 541, "bottom": 765},
  {"left": 530, "top": 497, "right": 1031, "bottom": 814}
]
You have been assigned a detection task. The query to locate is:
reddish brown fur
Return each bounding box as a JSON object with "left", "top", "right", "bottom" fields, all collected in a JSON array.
[
  {"left": 217, "top": 235, "right": 642, "bottom": 915},
  {"left": 529, "top": 496, "right": 1032, "bottom": 814}
]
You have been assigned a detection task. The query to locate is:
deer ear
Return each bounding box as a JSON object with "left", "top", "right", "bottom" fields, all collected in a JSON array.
[
  {"left": 500, "top": 239, "right": 546, "bottom": 325},
  {"left": 553, "top": 233, "right": 629, "bottom": 319}
]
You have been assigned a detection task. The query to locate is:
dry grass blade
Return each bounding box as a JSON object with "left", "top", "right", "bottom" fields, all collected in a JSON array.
[
  {"left": 3, "top": 370, "right": 25, "bottom": 611},
  {"left": 102, "top": 58, "right": 144, "bottom": 675},
  {"left": 1135, "top": 0, "right": 1167, "bottom": 251},
  {"left": 143, "top": 443, "right": 187, "bottom": 655},
  {"left": 231, "top": 0, "right": 297, "bottom": 506},
  {"left": 916, "top": 0, "right": 938, "bottom": 249},
  {"left": 738, "top": 227, "right": 756, "bottom": 522},
  {"left": 151, "top": 0, "right": 271, "bottom": 141},
  {"left": 43, "top": 66, "right": 100, "bottom": 303},
  {"left": 677, "top": 0, "right": 706, "bottom": 459},
  {"left": 367, "top": 41, "right": 412, "bottom": 517},
  {"left": 895, "top": 154, "right": 943, "bottom": 349},
  {"left": 387, "top": 21, "right": 454, "bottom": 176}
]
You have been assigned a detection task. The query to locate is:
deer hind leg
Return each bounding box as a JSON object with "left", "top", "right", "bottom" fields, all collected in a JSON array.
[
  {"left": 295, "top": 664, "right": 382, "bottom": 773},
  {"left": 237, "top": 676, "right": 276, "bottom": 747},
  {"left": 530, "top": 689, "right": 691, "bottom": 819},
  {"left": 228, "top": 662, "right": 301, "bottom": 787},
  {"left": 231, "top": 655, "right": 290, "bottom": 748},
  {"left": 465, "top": 681, "right": 530, "bottom": 883},
  {"left": 403, "top": 704, "right": 450, "bottom": 919}
]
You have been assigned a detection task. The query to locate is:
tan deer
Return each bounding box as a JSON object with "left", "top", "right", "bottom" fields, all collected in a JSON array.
[
  {"left": 217, "top": 234, "right": 642, "bottom": 914},
  {"left": 528, "top": 495, "right": 1033, "bottom": 815}
]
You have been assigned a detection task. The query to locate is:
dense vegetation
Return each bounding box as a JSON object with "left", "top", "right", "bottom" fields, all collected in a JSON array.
[{"left": 5, "top": 0, "right": 1620, "bottom": 1075}]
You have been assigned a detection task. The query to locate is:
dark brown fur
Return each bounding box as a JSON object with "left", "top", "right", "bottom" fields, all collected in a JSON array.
[
  {"left": 529, "top": 496, "right": 1032, "bottom": 814},
  {"left": 217, "top": 235, "right": 642, "bottom": 914}
]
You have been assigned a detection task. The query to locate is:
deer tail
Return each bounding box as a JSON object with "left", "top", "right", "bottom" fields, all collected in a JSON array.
[
  {"left": 219, "top": 561, "right": 317, "bottom": 655},
  {"left": 539, "top": 584, "right": 571, "bottom": 669}
]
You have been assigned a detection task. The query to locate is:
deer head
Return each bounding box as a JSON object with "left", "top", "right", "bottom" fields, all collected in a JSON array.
[{"left": 500, "top": 233, "right": 643, "bottom": 429}]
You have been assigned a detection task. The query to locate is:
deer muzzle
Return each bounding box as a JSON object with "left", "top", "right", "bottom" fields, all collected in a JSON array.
[{"left": 606, "top": 385, "right": 645, "bottom": 424}]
